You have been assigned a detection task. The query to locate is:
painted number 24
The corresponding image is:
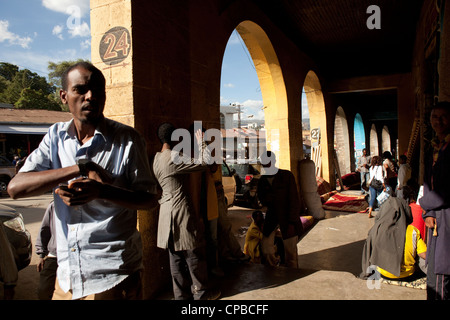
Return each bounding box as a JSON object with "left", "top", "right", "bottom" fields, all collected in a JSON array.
[{"left": 103, "top": 31, "right": 130, "bottom": 60}]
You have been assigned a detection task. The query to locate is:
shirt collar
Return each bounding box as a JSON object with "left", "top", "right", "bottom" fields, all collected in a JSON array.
[{"left": 63, "top": 117, "right": 107, "bottom": 144}]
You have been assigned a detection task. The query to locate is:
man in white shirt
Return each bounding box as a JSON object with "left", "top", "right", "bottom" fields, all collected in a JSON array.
[
  {"left": 8, "top": 62, "right": 159, "bottom": 300},
  {"left": 357, "top": 148, "right": 371, "bottom": 194}
]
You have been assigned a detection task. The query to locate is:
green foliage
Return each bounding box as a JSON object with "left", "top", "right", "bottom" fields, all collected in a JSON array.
[
  {"left": 0, "top": 63, "right": 55, "bottom": 106},
  {"left": 0, "top": 62, "right": 19, "bottom": 81},
  {"left": 15, "top": 88, "right": 61, "bottom": 111},
  {"left": 0, "top": 76, "right": 9, "bottom": 99},
  {"left": 48, "top": 59, "right": 90, "bottom": 89},
  {"left": 0, "top": 60, "right": 89, "bottom": 111}
]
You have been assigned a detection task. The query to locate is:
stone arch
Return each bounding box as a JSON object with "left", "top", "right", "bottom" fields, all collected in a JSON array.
[
  {"left": 381, "top": 125, "right": 391, "bottom": 153},
  {"left": 370, "top": 124, "right": 379, "bottom": 156},
  {"left": 235, "top": 21, "right": 291, "bottom": 169},
  {"left": 353, "top": 113, "right": 365, "bottom": 165},
  {"left": 302, "top": 70, "right": 329, "bottom": 181},
  {"left": 334, "top": 106, "right": 351, "bottom": 175}
]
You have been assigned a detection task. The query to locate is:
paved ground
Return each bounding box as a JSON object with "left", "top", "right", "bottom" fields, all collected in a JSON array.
[
  {"left": 0, "top": 191, "right": 427, "bottom": 300},
  {"left": 218, "top": 204, "right": 426, "bottom": 300},
  {"left": 208, "top": 199, "right": 426, "bottom": 300},
  {"left": 0, "top": 193, "right": 54, "bottom": 300}
]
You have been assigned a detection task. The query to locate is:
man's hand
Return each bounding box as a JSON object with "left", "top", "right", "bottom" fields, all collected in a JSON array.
[
  {"left": 84, "top": 161, "right": 113, "bottom": 184},
  {"left": 425, "top": 216, "right": 436, "bottom": 229},
  {"left": 55, "top": 178, "right": 103, "bottom": 206},
  {"left": 37, "top": 257, "right": 45, "bottom": 272}
]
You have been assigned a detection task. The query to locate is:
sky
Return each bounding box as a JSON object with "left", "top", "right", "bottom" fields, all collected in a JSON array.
[
  {"left": 0, "top": 1, "right": 307, "bottom": 121},
  {"left": 0, "top": 0, "right": 91, "bottom": 76},
  {"left": 221, "top": 30, "right": 309, "bottom": 121}
]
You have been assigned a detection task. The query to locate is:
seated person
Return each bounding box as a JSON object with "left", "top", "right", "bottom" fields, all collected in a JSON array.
[
  {"left": 377, "top": 223, "right": 426, "bottom": 280},
  {"left": 244, "top": 211, "right": 264, "bottom": 263}
]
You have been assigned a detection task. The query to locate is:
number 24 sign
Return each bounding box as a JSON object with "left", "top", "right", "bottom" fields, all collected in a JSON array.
[{"left": 99, "top": 26, "right": 131, "bottom": 65}]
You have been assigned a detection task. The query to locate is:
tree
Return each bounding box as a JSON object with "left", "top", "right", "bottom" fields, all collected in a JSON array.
[
  {"left": 0, "top": 60, "right": 90, "bottom": 111},
  {"left": 0, "top": 68, "right": 55, "bottom": 105},
  {"left": 0, "top": 76, "right": 9, "bottom": 100},
  {"left": 47, "top": 59, "right": 90, "bottom": 111},
  {"left": 48, "top": 59, "right": 90, "bottom": 89},
  {"left": 15, "top": 88, "right": 61, "bottom": 111},
  {"left": 0, "top": 62, "right": 19, "bottom": 81}
]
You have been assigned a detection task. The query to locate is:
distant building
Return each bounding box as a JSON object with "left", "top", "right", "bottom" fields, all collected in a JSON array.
[
  {"left": 0, "top": 106, "right": 72, "bottom": 159},
  {"left": 219, "top": 105, "right": 266, "bottom": 161},
  {"left": 220, "top": 105, "right": 238, "bottom": 129}
]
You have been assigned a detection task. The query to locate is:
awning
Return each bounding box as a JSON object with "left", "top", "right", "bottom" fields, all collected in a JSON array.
[{"left": 0, "top": 124, "right": 50, "bottom": 135}]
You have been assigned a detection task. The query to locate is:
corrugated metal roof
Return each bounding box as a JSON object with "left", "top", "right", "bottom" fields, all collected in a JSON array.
[{"left": 0, "top": 108, "right": 72, "bottom": 125}]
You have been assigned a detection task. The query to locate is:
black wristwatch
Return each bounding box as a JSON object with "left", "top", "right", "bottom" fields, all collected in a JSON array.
[{"left": 77, "top": 159, "right": 90, "bottom": 177}]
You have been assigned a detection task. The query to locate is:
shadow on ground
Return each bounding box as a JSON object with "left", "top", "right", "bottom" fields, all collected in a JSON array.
[{"left": 298, "top": 240, "right": 366, "bottom": 277}]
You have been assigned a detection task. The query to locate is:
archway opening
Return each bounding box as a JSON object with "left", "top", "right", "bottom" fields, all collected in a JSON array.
[
  {"left": 370, "top": 124, "right": 379, "bottom": 156},
  {"left": 301, "top": 91, "right": 310, "bottom": 160},
  {"left": 220, "top": 29, "right": 265, "bottom": 163},
  {"left": 353, "top": 113, "right": 365, "bottom": 167},
  {"left": 225, "top": 21, "right": 290, "bottom": 169},
  {"left": 334, "top": 106, "right": 351, "bottom": 177},
  {"left": 381, "top": 125, "right": 391, "bottom": 154},
  {"left": 302, "top": 71, "right": 329, "bottom": 181}
]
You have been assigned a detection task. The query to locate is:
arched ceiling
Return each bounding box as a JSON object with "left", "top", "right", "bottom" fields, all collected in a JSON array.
[{"left": 251, "top": 0, "right": 424, "bottom": 79}]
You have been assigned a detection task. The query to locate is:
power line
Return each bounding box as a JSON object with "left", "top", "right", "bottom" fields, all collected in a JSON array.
[
  {"left": 0, "top": 61, "right": 49, "bottom": 76},
  {"left": 233, "top": 30, "right": 264, "bottom": 94}
]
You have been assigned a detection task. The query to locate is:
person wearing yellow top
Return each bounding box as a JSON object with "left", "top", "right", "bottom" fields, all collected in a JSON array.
[
  {"left": 244, "top": 211, "right": 265, "bottom": 263},
  {"left": 377, "top": 225, "right": 427, "bottom": 279}
]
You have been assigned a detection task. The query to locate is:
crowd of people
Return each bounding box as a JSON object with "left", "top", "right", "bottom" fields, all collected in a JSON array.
[
  {"left": 1, "top": 62, "right": 303, "bottom": 301},
  {"left": 358, "top": 101, "right": 450, "bottom": 300},
  {"left": 1, "top": 62, "right": 449, "bottom": 300}
]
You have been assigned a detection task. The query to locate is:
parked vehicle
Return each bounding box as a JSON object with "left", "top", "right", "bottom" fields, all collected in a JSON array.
[
  {"left": 227, "top": 162, "right": 262, "bottom": 208},
  {"left": 0, "top": 156, "right": 16, "bottom": 195},
  {"left": 0, "top": 204, "right": 32, "bottom": 271},
  {"left": 221, "top": 162, "right": 237, "bottom": 207}
]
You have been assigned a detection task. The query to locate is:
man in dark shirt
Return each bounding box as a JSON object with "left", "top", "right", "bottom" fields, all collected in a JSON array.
[{"left": 421, "top": 101, "right": 450, "bottom": 300}]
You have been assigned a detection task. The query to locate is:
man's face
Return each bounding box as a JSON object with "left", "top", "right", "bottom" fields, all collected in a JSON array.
[
  {"left": 430, "top": 107, "right": 450, "bottom": 138},
  {"left": 60, "top": 67, "right": 106, "bottom": 126}
]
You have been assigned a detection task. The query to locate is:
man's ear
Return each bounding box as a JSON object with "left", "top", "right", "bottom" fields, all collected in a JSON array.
[{"left": 60, "top": 89, "right": 68, "bottom": 105}]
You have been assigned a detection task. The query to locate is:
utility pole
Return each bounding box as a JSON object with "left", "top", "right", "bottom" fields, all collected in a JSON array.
[{"left": 230, "top": 103, "right": 242, "bottom": 128}]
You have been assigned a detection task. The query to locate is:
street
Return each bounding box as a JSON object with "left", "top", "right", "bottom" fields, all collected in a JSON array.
[
  {"left": 0, "top": 193, "right": 54, "bottom": 300},
  {"left": 0, "top": 193, "right": 427, "bottom": 300},
  {"left": 0, "top": 193, "right": 254, "bottom": 300}
]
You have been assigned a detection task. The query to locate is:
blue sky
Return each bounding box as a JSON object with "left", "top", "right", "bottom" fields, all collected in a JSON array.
[
  {"left": 0, "top": 0, "right": 91, "bottom": 76},
  {"left": 0, "top": 1, "right": 307, "bottom": 121},
  {"left": 220, "top": 30, "right": 265, "bottom": 120}
]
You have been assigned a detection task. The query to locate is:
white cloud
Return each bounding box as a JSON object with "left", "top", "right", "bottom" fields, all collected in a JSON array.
[
  {"left": 223, "top": 83, "right": 235, "bottom": 88},
  {"left": 0, "top": 20, "right": 33, "bottom": 49},
  {"left": 80, "top": 39, "right": 90, "bottom": 50},
  {"left": 0, "top": 48, "right": 90, "bottom": 77},
  {"left": 220, "top": 96, "right": 230, "bottom": 105},
  {"left": 42, "top": 0, "right": 90, "bottom": 17},
  {"left": 52, "top": 24, "right": 64, "bottom": 40},
  {"left": 228, "top": 99, "right": 265, "bottom": 120},
  {"left": 68, "top": 21, "right": 90, "bottom": 38},
  {"left": 42, "top": 0, "right": 90, "bottom": 38}
]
